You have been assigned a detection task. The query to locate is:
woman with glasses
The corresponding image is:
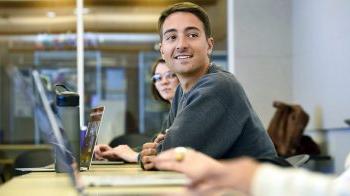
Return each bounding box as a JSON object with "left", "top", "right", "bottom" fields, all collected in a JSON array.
[
  {"left": 151, "top": 58, "right": 179, "bottom": 104},
  {"left": 93, "top": 58, "right": 179, "bottom": 162}
]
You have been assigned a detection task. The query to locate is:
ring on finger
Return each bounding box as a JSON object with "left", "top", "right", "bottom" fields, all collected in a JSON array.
[{"left": 175, "top": 147, "right": 188, "bottom": 162}]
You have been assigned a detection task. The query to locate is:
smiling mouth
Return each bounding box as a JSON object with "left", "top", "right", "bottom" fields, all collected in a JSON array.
[{"left": 174, "top": 55, "right": 192, "bottom": 59}]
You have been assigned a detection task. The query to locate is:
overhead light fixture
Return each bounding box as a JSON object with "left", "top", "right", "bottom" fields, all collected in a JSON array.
[{"left": 47, "top": 11, "right": 56, "bottom": 18}]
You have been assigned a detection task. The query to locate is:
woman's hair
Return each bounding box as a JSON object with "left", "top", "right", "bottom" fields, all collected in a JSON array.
[{"left": 151, "top": 58, "right": 171, "bottom": 104}]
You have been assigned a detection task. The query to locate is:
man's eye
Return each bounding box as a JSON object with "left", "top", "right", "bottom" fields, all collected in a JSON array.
[
  {"left": 166, "top": 35, "right": 177, "bottom": 41},
  {"left": 188, "top": 33, "right": 198, "bottom": 38}
]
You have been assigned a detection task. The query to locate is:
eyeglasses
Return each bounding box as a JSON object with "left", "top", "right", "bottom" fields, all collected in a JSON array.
[{"left": 152, "top": 71, "right": 177, "bottom": 83}]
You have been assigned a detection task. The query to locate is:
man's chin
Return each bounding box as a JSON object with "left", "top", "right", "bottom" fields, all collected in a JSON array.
[
  {"left": 172, "top": 65, "right": 194, "bottom": 73},
  {"left": 175, "top": 68, "right": 199, "bottom": 76}
]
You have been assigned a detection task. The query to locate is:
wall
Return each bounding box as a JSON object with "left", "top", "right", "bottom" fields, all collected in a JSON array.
[
  {"left": 207, "top": 0, "right": 227, "bottom": 50},
  {"left": 233, "top": 0, "right": 350, "bottom": 173},
  {"left": 234, "top": 0, "right": 293, "bottom": 127},
  {"left": 234, "top": 0, "right": 350, "bottom": 130},
  {"left": 293, "top": 0, "right": 350, "bottom": 129}
]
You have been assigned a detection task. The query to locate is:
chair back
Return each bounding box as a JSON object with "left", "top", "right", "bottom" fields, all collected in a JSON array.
[
  {"left": 267, "top": 101, "right": 320, "bottom": 156},
  {"left": 14, "top": 149, "right": 53, "bottom": 168},
  {"left": 13, "top": 149, "right": 53, "bottom": 176}
]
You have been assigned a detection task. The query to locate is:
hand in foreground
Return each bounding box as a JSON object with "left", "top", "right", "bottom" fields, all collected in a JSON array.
[
  {"left": 100, "top": 145, "right": 139, "bottom": 163},
  {"left": 154, "top": 148, "right": 260, "bottom": 194},
  {"left": 140, "top": 142, "right": 158, "bottom": 170},
  {"left": 94, "top": 144, "right": 112, "bottom": 160}
]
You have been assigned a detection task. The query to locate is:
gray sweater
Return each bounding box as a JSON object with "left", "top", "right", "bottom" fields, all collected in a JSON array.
[{"left": 158, "top": 64, "right": 277, "bottom": 159}]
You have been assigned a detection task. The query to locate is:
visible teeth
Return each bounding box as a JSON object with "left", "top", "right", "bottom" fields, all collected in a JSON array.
[{"left": 176, "top": 55, "right": 190, "bottom": 59}]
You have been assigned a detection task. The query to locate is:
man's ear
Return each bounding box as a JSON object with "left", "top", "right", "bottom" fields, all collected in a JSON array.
[{"left": 207, "top": 37, "right": 214, "bottom": 55}]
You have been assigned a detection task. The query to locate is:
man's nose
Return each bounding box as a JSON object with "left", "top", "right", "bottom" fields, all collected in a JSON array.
[{"left": 176, "top": 36, "right": 188, "bottom": 50}]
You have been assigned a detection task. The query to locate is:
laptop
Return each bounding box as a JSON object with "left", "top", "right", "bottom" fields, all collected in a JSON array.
[
  {"left": 16, "top": 105, "right": 105, "bottom": 171},
  {"left": 80, "top": 106, "right": 125, "bottom": 167},
  {"left": 80, "top": 106, "right": 105, "bottom": 170},
  {"left": 14, "top": 70, "right": 104, "bottom": 172},
  {"left": 90, "top": 160, "right": 124, "bottom": 165},
  {"left": 13, "top": 70, "right": 72, "bottom": 172},
  {"left": 16, "top": 105, "right": 106, "bottom": 172},
  {"left": 81, "top": 106, "right": 124, "bottom": 166}
]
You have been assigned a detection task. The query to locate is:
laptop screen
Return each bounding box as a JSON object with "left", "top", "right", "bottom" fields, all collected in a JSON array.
[
  {"left": 8, "top": 67, "right": 110, "bottom": 192},
  {"left": 31, "top": 70, "right": 86, "bottom": 190},
  {"left": 6, "top": 67, "right": 59, "bottom": 145},
  {"left": 81, "top": 106, "right": 105, "bottom": 168}
]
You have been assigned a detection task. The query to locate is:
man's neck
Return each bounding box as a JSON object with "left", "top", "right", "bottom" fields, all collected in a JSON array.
[{"left": 178, "top": 64, "right": 210, "bottom": 93}]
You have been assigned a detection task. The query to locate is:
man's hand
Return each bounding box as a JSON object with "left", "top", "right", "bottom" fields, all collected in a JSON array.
[
  {"left": 140, "top": 142, "right": 158, "bottom": 170},
  {"left": 154, "top": 133, "right": 166, "bottom": 144}
]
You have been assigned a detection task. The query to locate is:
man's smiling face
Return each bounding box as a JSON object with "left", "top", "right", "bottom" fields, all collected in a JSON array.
[{"left": 160, "top": 12, "right": 213, "bottom": 77}]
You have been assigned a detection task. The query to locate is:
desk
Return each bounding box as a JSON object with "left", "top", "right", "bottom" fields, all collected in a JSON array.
[
  {"left": 0, "top": 164, "right": 243, "bottom": 195},
  {"left": 0, "top": 164, "right": 189, "bottom": 195}
]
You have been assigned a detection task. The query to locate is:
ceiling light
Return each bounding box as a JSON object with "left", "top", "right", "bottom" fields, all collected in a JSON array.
[{"left": 47, "top": 11, "right": 56, "bottom": 18}]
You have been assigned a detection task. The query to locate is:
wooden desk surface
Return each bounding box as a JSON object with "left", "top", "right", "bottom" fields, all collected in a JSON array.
[{"left": 0, "top": 164, "right": 189, "bottom": 195}]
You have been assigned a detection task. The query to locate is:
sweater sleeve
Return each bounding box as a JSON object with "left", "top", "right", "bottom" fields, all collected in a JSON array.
[
  {"left": 251, "top": 164, "right": 350, "bottom": 196},
  {"left": 158, "top": 78, "right": 244, "bottom": 159}
]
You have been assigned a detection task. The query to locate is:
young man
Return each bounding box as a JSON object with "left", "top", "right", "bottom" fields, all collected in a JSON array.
[{"left": 140, "top": 2, "right": 277, "bottom": 170}]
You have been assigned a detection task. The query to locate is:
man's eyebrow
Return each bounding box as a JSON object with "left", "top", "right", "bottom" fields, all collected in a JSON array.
[
  {"left": 163, "top": 26, "right": 201, "bottom": 36},
  {"left": 185, "top": 26, "right": 200, "bottom": 32},
  {"left": 163, "top": 28, "right": 177, "bottom": 36}
]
